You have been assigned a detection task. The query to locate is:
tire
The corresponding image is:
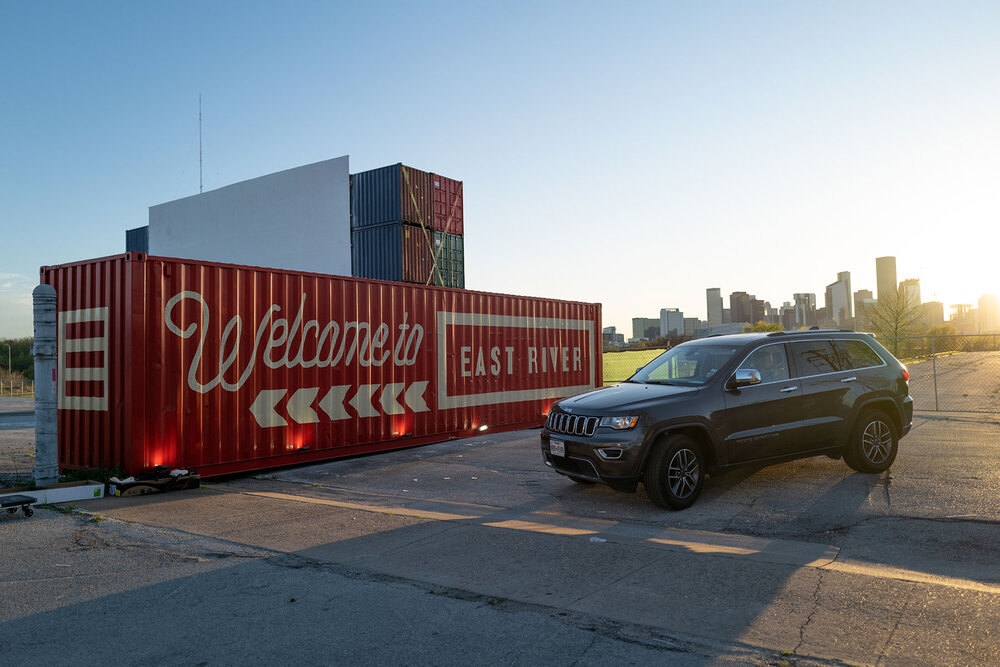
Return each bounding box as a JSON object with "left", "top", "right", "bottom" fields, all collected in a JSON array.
[
  {"left": 567, "top": 475, "right": 596, "bottom": 485},
  {"left": 845, "top": 410, "right": 898, "bottom": 473},
  {"left": 23, "top": 506, "right": 34, "bottom": 518},
  {"left": 644, "top": 434, "right": 705, "bottom": 510}
]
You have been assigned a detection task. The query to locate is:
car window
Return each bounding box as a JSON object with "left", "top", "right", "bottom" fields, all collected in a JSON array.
[
  {"left": 832, "top": 339, "right": 884, "bottom": 370},
  {"left": 737, "top": 344, "right": 790, "bottom": 383},
  {"left": 634, "top": 344, "right": 741, "bottom": 386},
  {"left": 790, "top": 341, "right": 842, "bottom": 376}
]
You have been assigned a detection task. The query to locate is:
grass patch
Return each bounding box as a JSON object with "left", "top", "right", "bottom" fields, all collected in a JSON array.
[
  {"left": 60, "top": 466, "right": 126, "bottom": 485},
  {"left": 603, "top": 349, "right": 667, "bottom": 385}
]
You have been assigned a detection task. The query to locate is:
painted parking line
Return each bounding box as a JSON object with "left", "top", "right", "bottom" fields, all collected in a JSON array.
[
  {"left": 242, "top": 488, "right": 836, "bottom": 567},
  {"left": 246, "top": 490, "right": 481, "bottom": 522},
  {"left": 824, "top": 560, "right": 1000, "bottom": 594},
  {"left": 240, "top": 487, "right": 1000, "bottom": 594}
]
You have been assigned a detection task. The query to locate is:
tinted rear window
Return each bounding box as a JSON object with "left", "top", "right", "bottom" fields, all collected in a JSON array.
[
  {"left": 833, "top": 339, "right": 884, "bottom": 370},
  {"left": 790, "top": 341, "right": 841, "bottom": 376}
]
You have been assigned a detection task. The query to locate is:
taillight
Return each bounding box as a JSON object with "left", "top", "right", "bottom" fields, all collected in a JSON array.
[{"left": 901, "top": 365, "right": 909, "bottom": 381}]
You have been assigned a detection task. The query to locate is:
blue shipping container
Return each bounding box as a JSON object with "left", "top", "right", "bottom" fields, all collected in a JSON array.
[
  {"left": 351, "top": 164, "right": 433, "bottom": 229},
  {"left": 125, "top": 226, "right": 149, "bottom": 253},
  {"left": 352, "top": 222, "right": 433, "bottom": 283}
]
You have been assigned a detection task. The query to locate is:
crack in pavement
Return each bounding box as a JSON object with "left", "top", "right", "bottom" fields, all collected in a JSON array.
[
  {"left": 793, "top": 568, "right": 825, "bottom": 657},
  {"left": 876, "top": 582, "right": 916, "bottom": 666},
  {"left": 570, "top": 634, "right": 598, "bottom": 666},
  {"left": 881, "top": 471, "right": 893, "bottom": 511}
]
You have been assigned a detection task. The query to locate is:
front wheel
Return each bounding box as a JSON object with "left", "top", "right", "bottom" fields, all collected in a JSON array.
[
  {"left": 644, "top": 434, "right": 705, "bottom": 510},
  {"left": 845, "top": 410, "right": 898, "bottom": 473}
]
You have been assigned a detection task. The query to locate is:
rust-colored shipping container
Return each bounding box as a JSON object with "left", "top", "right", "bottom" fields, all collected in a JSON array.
[
  {"left": 41, "top": 254, "right": 602, "bottom": 477},
  {"left": 431, "top": 174, "right": 463, "bottom": 235}
]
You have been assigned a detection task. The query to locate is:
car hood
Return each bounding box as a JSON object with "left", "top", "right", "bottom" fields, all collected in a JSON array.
[{"left": 556, "top": 382, "right": 698, "bottom": 413}]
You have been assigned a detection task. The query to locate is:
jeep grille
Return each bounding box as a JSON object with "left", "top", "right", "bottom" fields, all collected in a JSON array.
[{"left": 547, "top": 413, "right": 599, "bottom": 437}]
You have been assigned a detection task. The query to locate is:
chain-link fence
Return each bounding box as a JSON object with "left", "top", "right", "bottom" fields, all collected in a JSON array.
[
  {"left": 602, "top": 335, "right": 1000, "bottom": 413},
  {"left": 603, "top": 348, "right": 668, "bottom": 386},
  {"left": 877, "top": 334, "right": 1000, "bottom": 413}
]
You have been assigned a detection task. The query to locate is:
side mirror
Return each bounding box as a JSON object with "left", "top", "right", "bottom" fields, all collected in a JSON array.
[{"left": 727, "top": 368, "right": 761, "bottom": 391}]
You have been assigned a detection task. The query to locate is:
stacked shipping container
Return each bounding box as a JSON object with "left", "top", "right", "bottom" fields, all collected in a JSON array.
[{"left": 351, "top": 163, "right": 464, "bottom": 288}]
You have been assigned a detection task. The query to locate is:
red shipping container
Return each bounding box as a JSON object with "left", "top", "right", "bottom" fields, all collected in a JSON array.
[
  {"left": 432, "top": 174, "right": 463, "bottom": 235},
  {"left": 400, "top": 165, "right": 433, "bottom": 229},
  {"left": 401, "top": 224, "right": 433, "bottom": 284},
  {"left": 41, "top": 254, "right": 602, "bottom": 477}
]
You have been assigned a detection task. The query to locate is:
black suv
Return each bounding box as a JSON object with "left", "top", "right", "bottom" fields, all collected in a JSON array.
[{"left": 541, "top": 330, "right": 913, "bottom": 510}]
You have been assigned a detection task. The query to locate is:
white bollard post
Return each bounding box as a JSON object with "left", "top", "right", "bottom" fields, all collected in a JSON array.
[{"left": 33, "top": 284, "right": 59, "bottom": 485}]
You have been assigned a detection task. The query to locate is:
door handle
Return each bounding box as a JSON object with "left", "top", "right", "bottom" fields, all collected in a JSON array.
[
  {"left": 779, "top": 386, "right": 798, "bottom": 393},
  {"left": 840, "top": 376, "right": 857, "bottom": 383}
]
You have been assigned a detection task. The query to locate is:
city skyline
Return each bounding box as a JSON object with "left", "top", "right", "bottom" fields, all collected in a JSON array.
[{"left": 621, "top": 254, "right": 999, "bottom": 341}]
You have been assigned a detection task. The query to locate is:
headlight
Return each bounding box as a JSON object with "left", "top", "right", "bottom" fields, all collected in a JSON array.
[{"left": 599, "top": 416, "right": 638, "bottom": 430}]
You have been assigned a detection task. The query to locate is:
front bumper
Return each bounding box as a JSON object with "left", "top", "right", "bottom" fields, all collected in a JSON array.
[{"left": 540, "top": 428, "right": 646, "bottom": 489}]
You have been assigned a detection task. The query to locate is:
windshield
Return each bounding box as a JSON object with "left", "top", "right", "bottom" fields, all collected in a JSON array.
[{"left": 630, "top": 342, "right": 742, "bottom": 386}]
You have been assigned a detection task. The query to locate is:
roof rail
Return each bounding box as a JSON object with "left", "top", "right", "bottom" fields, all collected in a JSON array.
[{"left": 766, "top": 328, "right": 856, "bottom": 337}]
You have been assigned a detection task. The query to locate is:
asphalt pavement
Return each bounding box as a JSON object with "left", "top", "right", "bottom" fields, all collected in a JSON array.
[{"left": 3, "top": 405, "right": 1000, "bottom": 665}]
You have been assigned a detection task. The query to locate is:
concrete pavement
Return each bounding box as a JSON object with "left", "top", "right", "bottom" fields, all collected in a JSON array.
[{"left": 3, "top": 408, "right": 1000, "bottom": 665}]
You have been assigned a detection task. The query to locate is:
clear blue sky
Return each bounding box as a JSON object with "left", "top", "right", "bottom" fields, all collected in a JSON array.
[{"left": 2, "top": 1, "right": 998, "bottom": 338}]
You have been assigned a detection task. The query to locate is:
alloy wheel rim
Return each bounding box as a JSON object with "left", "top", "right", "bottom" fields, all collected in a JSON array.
[
  {"left": 862, "top": 420, "right": 892, "bottom": 464},
  {"left": 667, "top": 448, "right": 699, "bottom": 498}
]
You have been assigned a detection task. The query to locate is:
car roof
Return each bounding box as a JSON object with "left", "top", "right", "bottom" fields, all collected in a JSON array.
[{"left": 701, "top": 329, "right": 869, "bottom": 344}]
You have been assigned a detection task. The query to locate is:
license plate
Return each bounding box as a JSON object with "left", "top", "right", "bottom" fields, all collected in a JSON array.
[{"left": 550, "top": 439, "right": 565, "bottom": 457}]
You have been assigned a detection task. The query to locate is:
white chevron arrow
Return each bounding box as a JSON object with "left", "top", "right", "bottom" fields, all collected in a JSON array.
[
  {"left": 318, "top": 385, "right": 352, "bottom": 421},
  {"left": 404, "top": 381, "right": 429, "bottom": 412},
  {"left": 349, "top": 384, "right": 381, "bottom": 418},
  {"left": 250, "top": 389, "right": 288, "bottom": 428},
  {"left": 379, "top": 383, "right": 406, "bottom": 416},
  {"left": 287, "top": 387, "right": 319, "bottom": 424}
]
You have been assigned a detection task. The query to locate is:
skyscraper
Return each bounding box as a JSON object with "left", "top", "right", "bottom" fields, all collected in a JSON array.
[
  {"left": 854, "top": 289, "right": 875, "bottom": 331},
  {"left": 706, "top": 288, "right": 723, "bottom": 327},
  {"left": 631, "top": 317, "right": 661, "bottom": 341},
  {"left": 730, "top": 291, "right": 751, "bottom": 325},
  {"left": 793, "top": 293, "right": 816, "bottom": 328},
  {"left": 660, "top": 308, "right": 684, "bottom": 337},
  {"left": 825, "top": 271, "right": 852, "bottom": 326},
  {"left": 779, "top": 302, "right": 796, "bottom": 330},
  {"left": 876, "top": 256, "right": 897, "bottom": 304},
  {"left": 899, "top": 278, "right": 921, "bottom": 308}
]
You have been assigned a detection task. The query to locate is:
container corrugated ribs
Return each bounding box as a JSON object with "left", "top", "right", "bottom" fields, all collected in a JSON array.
[
  {"left": 41, "top": 254, "right": 601, "bottom": 478},
  {"left": 351, "top": 164, "right": 433, "bottom": 229},
  {"left": 431, "top": 174, "right": 463, "bottom": 235}
]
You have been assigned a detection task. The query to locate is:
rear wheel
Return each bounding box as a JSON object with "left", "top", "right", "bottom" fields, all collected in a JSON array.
[
  {"left": 645, "top": 434, "right": 705, "bottom": 510},
  {"left": 845, "top": 410, "right": 898, "bottom": 473}
]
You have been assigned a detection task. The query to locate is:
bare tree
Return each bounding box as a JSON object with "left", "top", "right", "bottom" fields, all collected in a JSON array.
[{"left": 865, "top": 288, "right": 923, "bottom": 355}]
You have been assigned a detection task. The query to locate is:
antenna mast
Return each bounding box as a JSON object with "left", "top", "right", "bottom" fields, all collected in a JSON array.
[{"left": 199, "top": 93, "right": 203, "bottom": 194}]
